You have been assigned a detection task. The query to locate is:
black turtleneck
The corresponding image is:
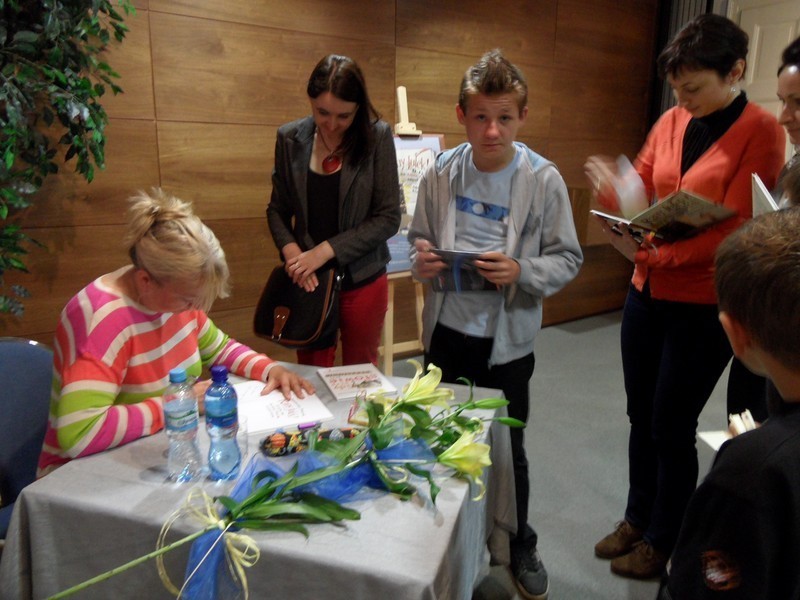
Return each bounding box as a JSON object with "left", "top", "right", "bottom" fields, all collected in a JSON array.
[{"left": 681, "top": 92, "right": 748, "bottom": 175}]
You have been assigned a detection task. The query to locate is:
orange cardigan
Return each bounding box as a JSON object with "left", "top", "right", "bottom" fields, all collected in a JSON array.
[{"left": 603, "top": 103, "right": 785, "bottom": 304}]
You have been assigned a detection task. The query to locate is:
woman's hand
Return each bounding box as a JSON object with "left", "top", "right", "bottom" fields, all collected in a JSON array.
[
  {"left": 413, "top": 238, "right": 446, "bottom": 279},
  {"left": 286, "top": 242, "right": 335, "bottom": 291},
  {"left": 584, "top": 155, "right": 618, "bottom": 200},
  {"left": 474, "top": 252, "right": 518, "bottom": 286},
  {"left": 593, "top": 214, "right": 641, "bottom": 263},
  {"left": 261, "top": 365, "right": 316, "bottom": 400},
  {"left": 192, "top": 379, "right": 212, "bottom": 415}
]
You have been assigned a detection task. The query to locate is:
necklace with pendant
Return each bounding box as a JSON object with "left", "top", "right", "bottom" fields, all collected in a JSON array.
[{"left": 316, "top": 128, "right": 342, "bottom": 174}]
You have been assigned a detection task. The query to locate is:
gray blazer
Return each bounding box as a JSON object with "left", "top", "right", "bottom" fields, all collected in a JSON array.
[{"left": 267, "top": 116, "right": 402, "bottom": 284}]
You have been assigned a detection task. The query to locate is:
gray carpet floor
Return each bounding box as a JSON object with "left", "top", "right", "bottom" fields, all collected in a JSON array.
[{"left": 394, "top": 310, "right": 728, "bottom": 600}]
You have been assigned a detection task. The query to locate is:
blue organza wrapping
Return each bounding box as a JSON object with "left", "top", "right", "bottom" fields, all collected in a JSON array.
[
  {"left": 182, "top": 530, "right": 242, "bottom": 600},
  {"left": 181, "top": 437, "right": 436, "bottom": 599}
]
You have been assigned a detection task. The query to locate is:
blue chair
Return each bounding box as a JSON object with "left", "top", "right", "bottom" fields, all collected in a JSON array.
[{"left": 0, "top": 338, "right": 53, "bottom": 540}]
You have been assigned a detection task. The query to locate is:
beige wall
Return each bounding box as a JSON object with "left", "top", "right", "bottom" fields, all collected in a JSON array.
[{"left": 2, "top": 0, "right": 658, "bottom": 360}]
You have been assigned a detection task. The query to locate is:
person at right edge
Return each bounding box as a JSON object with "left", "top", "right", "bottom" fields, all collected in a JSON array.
[
  {"left": 585, "top": 14, "right": 785, "bottom": 580},
  {"left": 409, "top": 50, "right": 583, "bottom": 600},
  {"left": 657, "top": 207, "right": 800, "bottom": 599}
]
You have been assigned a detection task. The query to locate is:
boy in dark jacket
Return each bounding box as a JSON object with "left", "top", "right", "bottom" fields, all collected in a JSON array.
[{"left": 662, "top": 207, "right": 800, "bottom": 599}]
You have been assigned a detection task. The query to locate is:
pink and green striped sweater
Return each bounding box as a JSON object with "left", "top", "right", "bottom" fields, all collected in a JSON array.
[{"left": 38, "top": 274, "right": 275, "bottom": 475}]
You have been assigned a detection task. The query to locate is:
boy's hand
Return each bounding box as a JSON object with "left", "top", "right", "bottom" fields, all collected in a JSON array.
[
  {"left": 474, "top": 252, "right": 520, "bottom": 285},
  {"left": 413, "top": 239, "right": 447, "bottom": 278}
]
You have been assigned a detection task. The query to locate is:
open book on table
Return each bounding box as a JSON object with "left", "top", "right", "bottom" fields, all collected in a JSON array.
[
  {"left": 430, "top": 249, "right": 497, "bottom": 292},
  {"left": 233, "top": 380, "right": 334, "bottom": 434},
  {"left": 590, "top": 189, "right": 736, "bottom": 243},
  {"left": 317, "top": 363, "right": 397, "bottom": 401}
]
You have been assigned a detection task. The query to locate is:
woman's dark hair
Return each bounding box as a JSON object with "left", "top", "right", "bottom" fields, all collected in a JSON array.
[
  {"left": 657, "top": 14, "right": 748, "bottom": 79},
  {"left": 778, "top": 36, "right": 800, "bottom": 75},
  {"left": 307, "top": 55, "right": 380, "bottom": 165}
]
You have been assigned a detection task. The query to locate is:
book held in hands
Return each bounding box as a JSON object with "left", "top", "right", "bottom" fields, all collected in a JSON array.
[
  {"left": 317, "top": 363, "right": 397, "bottom": 401},
  {"left": 591, "top": 189, "right": 736, "bottom": 242},
  {"left": 430, "top": 249, "right": 497, "bottom": 292}
]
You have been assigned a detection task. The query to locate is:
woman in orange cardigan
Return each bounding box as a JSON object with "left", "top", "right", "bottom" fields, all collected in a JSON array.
[{"left": 585, "top": 14, "right": 785, "bottom": 580}]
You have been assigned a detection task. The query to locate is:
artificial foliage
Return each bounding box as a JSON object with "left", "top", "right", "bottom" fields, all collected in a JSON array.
[{"left": 0, "top": 0, "right": 133, "bottom": 315}]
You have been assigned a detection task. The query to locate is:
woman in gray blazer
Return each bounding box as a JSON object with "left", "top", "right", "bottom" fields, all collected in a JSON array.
[{"left": 267, "top": 54, "right": 401, "bottom": 367}]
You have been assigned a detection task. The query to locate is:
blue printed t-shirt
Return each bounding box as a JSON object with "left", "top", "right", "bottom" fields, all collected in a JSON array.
[{"left": 438, "top": 146, "right": 520, "bottom": 338}]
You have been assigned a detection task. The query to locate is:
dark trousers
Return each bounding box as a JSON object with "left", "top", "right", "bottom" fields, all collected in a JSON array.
[
  {"left": 426, "top": 323, "right": 538, "bottom": 551},
  {"left": 621, "top": 284, "right": 731, "bottom": 554}
]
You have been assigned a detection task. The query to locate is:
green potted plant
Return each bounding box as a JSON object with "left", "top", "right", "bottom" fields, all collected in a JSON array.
[{"left": 0, "top": 0, "right": 133, "bottom": 315}]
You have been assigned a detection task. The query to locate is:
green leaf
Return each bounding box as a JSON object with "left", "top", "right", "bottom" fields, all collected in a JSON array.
[
  {"left": 233, "top": 521, "right": 309, "bottom": 536},
  {"left": 496, "top": 416, "right": 526, "bottom": 428},
  {"left": 472, "top": 397, "right": 508, "bottom": 409},
  {"left": 215, "top": 496, "right": 239, "bottom": 515},
  {"left": 12, "top": 30, "right": 39, "bottom": 44},
  {"left": 394, "top": 403, "right": 433, "bottom": 428},
  {"left": 295, "top": 493, "right": 361, "bottom": 521},
  {"left": 406, "top": 463, "right": 440, "bottom": 504}
]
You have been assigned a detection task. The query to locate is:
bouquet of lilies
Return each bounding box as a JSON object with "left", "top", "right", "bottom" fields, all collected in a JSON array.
[{"left": 49, "top": 361, "right": 522, "bottom": 599}]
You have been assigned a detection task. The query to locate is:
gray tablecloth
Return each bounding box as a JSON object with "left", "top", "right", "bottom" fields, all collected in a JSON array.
[{"left": 0, "top": 365, "right": 515, "bottom": 600}]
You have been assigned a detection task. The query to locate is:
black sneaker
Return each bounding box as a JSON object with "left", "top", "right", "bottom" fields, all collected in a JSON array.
[{"left": 510, "top": 546, "right": 549, "bottom": 600}]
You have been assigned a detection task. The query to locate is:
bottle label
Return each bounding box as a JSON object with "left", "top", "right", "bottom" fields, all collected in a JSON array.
[
  {"left": 165, "top": 409, "right": 198, "bottom": 432},
  {"left": 206, "top": 411, "right": 237, "bottom": 429}
]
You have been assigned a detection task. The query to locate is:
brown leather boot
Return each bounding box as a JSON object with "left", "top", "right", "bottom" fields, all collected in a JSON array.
[
  {"left": 610, "top": 540, "right": 668, "bottom": 579},
  {"left": 594, "top": 520, "right": 644, "bottom": 559}
]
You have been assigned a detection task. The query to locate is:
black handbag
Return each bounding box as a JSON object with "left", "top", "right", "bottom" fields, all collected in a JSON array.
[{"left": 253, "top": 265, "right": 341, "bottom": 350}]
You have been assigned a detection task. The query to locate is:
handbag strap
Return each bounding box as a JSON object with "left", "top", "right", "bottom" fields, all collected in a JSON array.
[{"left": 272, "top": 306, "right": 290, "bottom": 340}]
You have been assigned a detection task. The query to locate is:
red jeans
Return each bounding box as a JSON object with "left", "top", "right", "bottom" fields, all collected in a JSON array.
[{"left": 297, "top": 274, "right": 388, "bottom": 367}]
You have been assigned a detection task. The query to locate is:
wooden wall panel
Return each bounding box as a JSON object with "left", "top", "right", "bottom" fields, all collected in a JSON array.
[
  {"left": 553, "top": 0, "right": 658, "bottom": 75},
  {"left": 150, "top": 13, "right": 397, "bottom": 125},
  {"left": 99, "top": 9, "right": 155, "bottom": 120},
  {"left": 396, "top": 0, "right": 558, "bottom": 68},
  {"left": 542, "top": 244, "right": 632, "bottom": 326},
  {"left": 205, "top": 218, "right": 278, "bottom": 314},
  {"left": 148, "top": 0, "right": 395, "bottom": 45},
  {"left": 26, "top": 118, "right": 160, "bottom": 227},
  {"left": 158, "top": 122, "right": 275, "bottom": 219},
  {"left": 550, "top": 70, "right": 651, "bottom": 142},
  {"left": 0, "top": 225, "right": 129, "bottom": 339}
]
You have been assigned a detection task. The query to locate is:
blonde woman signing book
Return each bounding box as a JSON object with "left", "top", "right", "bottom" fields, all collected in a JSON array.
[
  {"left": 585, "top": 15, "right": 785, "bottom": 580},
  {"left": 38, "top": 190, "right": 314, "bottom": 476}
]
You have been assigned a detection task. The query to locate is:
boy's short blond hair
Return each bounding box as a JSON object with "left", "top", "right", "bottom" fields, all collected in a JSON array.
[{"left": 458, "top": 49, "right": 528, "bottom": 115}]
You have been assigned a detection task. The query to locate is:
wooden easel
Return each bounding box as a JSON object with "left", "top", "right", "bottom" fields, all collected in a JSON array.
[{"left": 379, "top": 87, "right": 445, "bottom": 375}]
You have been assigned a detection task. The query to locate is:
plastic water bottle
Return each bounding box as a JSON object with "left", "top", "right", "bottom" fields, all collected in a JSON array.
[
  {"left": 205, "top": 365, "right": 241, "bottom": 480},
  {"left": 163, "top": 368, "right": 202, "bottom": 482}
]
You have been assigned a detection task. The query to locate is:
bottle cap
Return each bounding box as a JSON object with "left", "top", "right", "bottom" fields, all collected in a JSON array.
[
  {"left": 168, "top": 368, "right": 187, "bottom": 383},
  {"left": 210, "top": 365, "right": 229, "bottom": 382}
]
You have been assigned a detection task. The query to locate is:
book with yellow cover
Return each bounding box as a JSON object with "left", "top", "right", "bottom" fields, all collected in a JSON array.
[{"left": 591, "top": 189, "right": 736, "bottom": 242}]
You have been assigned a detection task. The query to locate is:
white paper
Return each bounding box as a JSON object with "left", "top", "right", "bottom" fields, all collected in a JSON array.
[
  {"left": 752, "top": 173, "right": 778, "bottom": 217},
  {"left": 698, "top": 430, "right": 731, "bottom": 452},
  {"left": 234, "top": 380, "right": 334, "bottom": 434}
]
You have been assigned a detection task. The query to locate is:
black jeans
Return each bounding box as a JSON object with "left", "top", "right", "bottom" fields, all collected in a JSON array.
[
  {"left": 621, "top": 284, "right": 731, "bottom": 553},
  {"left": 426, "top": 323, "right": 538, "bottom": 551}
]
